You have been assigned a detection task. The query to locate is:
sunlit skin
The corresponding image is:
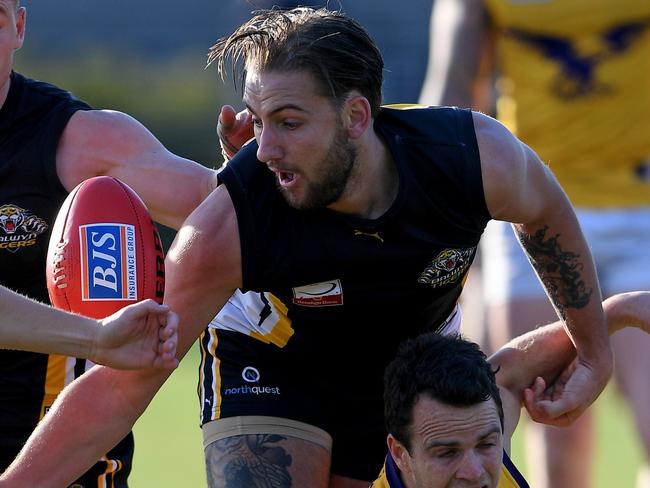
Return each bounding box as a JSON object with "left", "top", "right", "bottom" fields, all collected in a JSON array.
[
  {"left": 0, "top": 0, "right": 24, "bottom": 106},
  {"left": 388, "top": 396, "right": 503, "bottom": 488},
  {"left": 243, "top": 68, "right": 399, "bottom": 218}
]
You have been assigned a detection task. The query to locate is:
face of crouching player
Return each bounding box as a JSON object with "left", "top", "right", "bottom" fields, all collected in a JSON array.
[{"left": 388, "top": 394, "right": 503, "bottom": 488}]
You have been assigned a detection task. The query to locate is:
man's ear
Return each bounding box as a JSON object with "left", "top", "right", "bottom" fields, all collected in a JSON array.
[
  {"left": 342, "top": 94, "right": 372, "bottom": 140},
  {"left": 387, "top": 433, "right": 412, "bottom": 475},
  {"left": 14, "top": 7, "right": 26, "bottom": 50}
]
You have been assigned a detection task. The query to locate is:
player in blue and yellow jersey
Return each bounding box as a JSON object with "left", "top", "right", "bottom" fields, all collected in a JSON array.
[
  {"left": 372, "top": 291, "right": 650, "bottom": 488},
  {"left": 420, "top": 1, "right": 650, "bottom": 486}
]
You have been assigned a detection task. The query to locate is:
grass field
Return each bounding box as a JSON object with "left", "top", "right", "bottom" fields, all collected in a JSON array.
[{"left": 129, "top": 343, "right": 645, "bottom": 487}]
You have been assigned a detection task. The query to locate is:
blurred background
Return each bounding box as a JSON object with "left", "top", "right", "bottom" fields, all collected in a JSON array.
[{"left": 15, "top": 1, "right": 643, "bottom": 486}]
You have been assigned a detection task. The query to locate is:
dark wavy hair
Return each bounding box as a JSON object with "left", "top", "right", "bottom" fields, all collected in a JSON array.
[
  {"left": 384, "top": 333, "right": 504, "bottom": 452},
  {"left": 208, "top": 7, "right": 384, "bottom": 117}
]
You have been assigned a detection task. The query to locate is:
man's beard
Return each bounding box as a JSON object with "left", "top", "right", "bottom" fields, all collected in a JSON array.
[{"left": 278, "top": 127, "right": 357, "bottom": 210}]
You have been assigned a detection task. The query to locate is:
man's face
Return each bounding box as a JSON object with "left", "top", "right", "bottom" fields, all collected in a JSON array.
[
  {"left": 243, "top": 69, "right": 357, "bottom": 210},
  {"left": 0, "top": 0, "right": 24, "bottom": 90},
  {"left": 389, "top": 396, "right": 503, "bottom": 488}
]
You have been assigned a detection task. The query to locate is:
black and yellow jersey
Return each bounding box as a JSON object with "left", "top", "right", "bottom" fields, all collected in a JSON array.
[
  {"left": 214, "top": 105, "right": 490, "bottom": 357},
  {"left": 204, "top": 105, "right": 491, "bottom": 481},
  {"left": 0, "top": 72, "right": 131, "bottom": 486}
]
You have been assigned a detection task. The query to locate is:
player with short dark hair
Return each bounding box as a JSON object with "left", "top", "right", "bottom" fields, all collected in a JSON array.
[{"left": 373, "top": 291, "right": 650, "bottom": 488}]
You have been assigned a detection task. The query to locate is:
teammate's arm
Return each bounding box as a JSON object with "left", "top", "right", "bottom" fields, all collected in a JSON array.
[
  {"left": 475, "top": 111, "right": 613, "bottom": 426},
  {"left": 418, "top": 0, "right": 494, "bottom": 109},
  {"left": 217, "top": 105, "right": 254, "bottom": 161},
  {"left": 56, "top": 109, "right": 218, "bottom": 230},
  {"left": 0, "top": 185, "right": 242, "bottom": 487}
]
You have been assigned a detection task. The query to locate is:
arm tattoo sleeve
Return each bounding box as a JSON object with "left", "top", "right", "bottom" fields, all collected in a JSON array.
[{"left": 518, "top": 225, "right": 592, "bottom": 319}]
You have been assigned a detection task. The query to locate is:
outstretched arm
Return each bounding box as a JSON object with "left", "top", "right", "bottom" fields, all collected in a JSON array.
[
  {"left": 491, "top": 291, "right": 650, "bottom": 450},
  {"left": 0, "top": 186, "right": 242, "bottom": 487},
  {"left": 0, "top": 286, "right": 179, "bottom": 370},
  {"left": 476, "top": 111, "right": 612, "bottom": 426}
]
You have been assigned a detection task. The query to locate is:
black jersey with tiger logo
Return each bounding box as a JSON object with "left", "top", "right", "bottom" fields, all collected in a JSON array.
[
  {"left": 216, "top": 105, "right": 490, "bottom": 366},
  {"left": 0, "top": 71, "right": 133, "bottom": 487}
]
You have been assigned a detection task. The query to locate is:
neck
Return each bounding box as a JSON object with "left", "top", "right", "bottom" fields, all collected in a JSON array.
[
  {"left": 328, "top": 128, "right": 398, "bottom": 219},
  {"left": 0, "top": 71, "right": 12, "bottom": 109}
]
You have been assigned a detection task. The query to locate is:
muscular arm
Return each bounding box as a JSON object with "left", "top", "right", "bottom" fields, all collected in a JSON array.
[
  {"left": 418, "top": 0, "right": 494, "bottom": 109},
  {"left": 475, "top": 111, "right": 612, "bottom": 424},
  {"left": 491, "top": 291, "right": 650, "bottom": 451},
  {"left": 56, "top": 110, "right": 218, "bottom": 230},
  {"left": 0, "top": 186, "right": 242, "bottom": 487}
]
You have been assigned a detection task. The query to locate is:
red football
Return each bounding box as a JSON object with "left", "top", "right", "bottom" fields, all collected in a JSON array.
[{"left": 46, "top": 176, "right": 165, "bottom": 319}]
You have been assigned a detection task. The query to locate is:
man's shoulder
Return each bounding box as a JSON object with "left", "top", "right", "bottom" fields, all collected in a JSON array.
[
  {"left": 377, "top": 104, "right": 475, "bottom": 144},
  {"left": 12, "top": 71, "right": 90, "bottom": 109}
]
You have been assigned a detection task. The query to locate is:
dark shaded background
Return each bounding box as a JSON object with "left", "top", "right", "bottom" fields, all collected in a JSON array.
[{"left": 17, "top": 0, "right": 432, "bottom": 244}]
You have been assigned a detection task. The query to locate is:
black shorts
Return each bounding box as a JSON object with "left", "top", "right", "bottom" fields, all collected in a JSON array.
[
  {"left": 68, "top": 432, "right": 133, "bottom": 488},
  {"left": 199, "top": 329, "right": 388, "bottom": 481}
]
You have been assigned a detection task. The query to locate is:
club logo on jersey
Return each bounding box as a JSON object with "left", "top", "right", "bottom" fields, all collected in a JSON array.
[
  {"left": 79, "top": 223, "right": 137, "bottom": 301},
  {"left": 292, "top": 279, "right": 343, "bottom": 307},
  {"left": 0, "top": 204, "right": 48, "bottom": 253},
  {"left": 418, "top": 247, "right": 475, "bottom": 288}
]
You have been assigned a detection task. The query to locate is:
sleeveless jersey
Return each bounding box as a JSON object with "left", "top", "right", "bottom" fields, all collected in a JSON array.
[
  {"left": 213, "top": 105, "right": 490, "bottom": 371},
  {"left": 0, "top": 72, "right": 132, "bottom": 486},
  {"left": 484, "top": 0, "right": 650, "bottom": 207},
  {"left": 370, "top": 450, "right": 529, "bottom": 488}
]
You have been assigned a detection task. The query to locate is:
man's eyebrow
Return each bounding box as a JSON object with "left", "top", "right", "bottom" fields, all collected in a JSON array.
[
  {"left": 424, "top": 426, "right": 501, "bottom": 449},
  {"left": 245, "top": 103, "right": 309, "bottom": 117}
]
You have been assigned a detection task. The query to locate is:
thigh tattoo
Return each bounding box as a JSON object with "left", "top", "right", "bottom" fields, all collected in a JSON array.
[{"left": 205, "top": 434, "right": 292, "bottom": 488}]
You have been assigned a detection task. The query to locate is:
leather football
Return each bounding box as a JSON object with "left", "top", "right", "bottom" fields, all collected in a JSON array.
[{"left": 47, "top": 176, "right": 165, "bottom": 319}]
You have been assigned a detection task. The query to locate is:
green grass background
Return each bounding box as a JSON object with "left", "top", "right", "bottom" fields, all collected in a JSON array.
[{"left": 130, "top": 344, "right": 645, "bottom": 487}]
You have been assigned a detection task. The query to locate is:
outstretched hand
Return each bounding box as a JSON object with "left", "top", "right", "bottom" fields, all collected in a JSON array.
[
  {"left": 91, "top": 300, "right": 179, "bottom": 370},
  {"left": 523, "top": 355, "right": 609, "bottom": 427},
  {"left": 217, "top": 105, "right": 254, "bottom": 160}
]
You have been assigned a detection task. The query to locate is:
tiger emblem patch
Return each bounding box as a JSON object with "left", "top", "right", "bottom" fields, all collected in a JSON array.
[
  {"left": 418, "top": 247, "right": 476, "bottom": 288},
  {"left": 0, "top": 204, "right": 48, "bottom": 253}
]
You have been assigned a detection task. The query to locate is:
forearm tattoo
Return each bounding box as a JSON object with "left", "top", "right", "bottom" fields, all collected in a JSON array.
[
  {"left": 205, "top": 434, "right": 292, "bottom": 487},
  {"left": 518, "top": 225, "right": 592, "bottom": 319}
]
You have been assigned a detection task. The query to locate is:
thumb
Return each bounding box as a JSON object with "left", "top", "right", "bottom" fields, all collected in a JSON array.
[{"left": 219, "top": 105, "right": 237, "bottom": 130}]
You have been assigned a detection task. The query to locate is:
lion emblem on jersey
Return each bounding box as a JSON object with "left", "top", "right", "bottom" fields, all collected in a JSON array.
[
  {"left": 418, "top": 247, "right": 476, "bottom": 288},
  {"left": 0, "top": 205, "right": 48, "bottom": 235}
]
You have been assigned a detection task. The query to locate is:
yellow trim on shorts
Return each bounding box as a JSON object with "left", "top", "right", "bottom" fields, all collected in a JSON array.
[{"left": 202, "top": 415, "right": 333, "bottom": 452}]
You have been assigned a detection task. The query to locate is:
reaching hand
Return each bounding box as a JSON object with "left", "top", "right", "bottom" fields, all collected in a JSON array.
[
  {"left": 217, "top": 105, "right": 254, "bottom": 160},
  {"left": 523, "top": 354, "right": 610, "bottom": 427},
  {"left": 91, "top": 300, "right": 179, "bottom": 370}
]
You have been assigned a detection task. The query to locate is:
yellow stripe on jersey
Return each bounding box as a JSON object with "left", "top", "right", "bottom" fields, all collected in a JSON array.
[
  {"left": 383, "top": 103, "right": 428, "bottom": 110},
  {"left": 98, "top": 458, "right": 123, "bottom": 488},
  {"left": 250, "top": 293, "right": 294, "bottom": 347},
  {"left": 199, "top": 327, "right": 222, "bottom": 421},
  {"left": 39, "top": 354, "right": 66, "bottom": 419},
  {"left": 499, "top": 462, "right": 528, "bottom": 488}
]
